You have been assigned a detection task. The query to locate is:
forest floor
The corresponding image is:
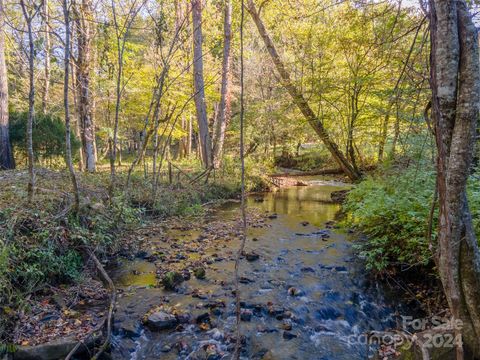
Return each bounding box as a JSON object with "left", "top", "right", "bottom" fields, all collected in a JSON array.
[{"left": 0, "top": 167, "right": 242, "bottom": 353}]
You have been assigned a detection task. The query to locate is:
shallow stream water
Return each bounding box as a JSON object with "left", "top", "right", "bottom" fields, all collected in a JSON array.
[{"left": 110, "top": 180, "right": 411, "bottom": 359}]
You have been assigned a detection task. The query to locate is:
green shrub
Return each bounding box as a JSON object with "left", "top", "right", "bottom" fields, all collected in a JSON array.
[
  {"left": 344, "top": 167, "right": 480, "bottom": 272},
  {"left": 9, "top": 111, "right": 80, "bottom": 162}
]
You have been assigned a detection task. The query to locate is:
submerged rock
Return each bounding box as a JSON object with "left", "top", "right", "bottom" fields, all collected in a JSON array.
[
  {"left": 245, "top": 252, "right": 260, "bottom": 262},
  {"left": 240, "top": 309, "right": 253, "bottom": 322},
  {"left": 287, "top": 287, "right": 304, "bottom": 297},
  {"left": 205, "top": 344, "right": 221, "bottom": 360},
  {"left": 316, "top": 306, "right": 341, "bottom": 320},
  {"left": 145, "top": 311, "right": 178, "bottom": 331},
  {"left": 160, "top": 345, "right": 172, "bottom": 353},
  {"left": 182, "top": 269, "right": 191, "bottom": 281},
  {"left": 281, "top": 320, "right": 292, "bottom": 331},
  {"left": 282, "top": 331, "right": 297, "bottom": 340},
  {"left": 196, "top": 312, "right": 210, "bottom": 324}
]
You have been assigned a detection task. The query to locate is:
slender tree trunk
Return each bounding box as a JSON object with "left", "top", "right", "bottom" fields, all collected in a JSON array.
[
  {"left": 390, "top": 102, "right": 401, "bottom": 158},
  {"left": 212, "top": 0, "right": 232, "bottom": 169},
  {"left": 191, "top": 0, "right": 212, "bottom": 169},
  {"left": 378, "top": 107, "right": 391, "bottom": 162},
  {"left": 91, "top": 42, "right": 98, "bottom": 163},
  {"left": 0, "top": 0, "right": 14, "bottom": 170},
  {"left": 20, "top": 0, "right": 36, "bottom": 201},
  {"left": 63, "top": 0, "right": 80, "bottom": 213},
  {"left": 347, "top": 93, "right": 359, "bottom": 172},
  {"left": 430, "top": 0, "right": 480, "bottom": 357},
  {"left": 179, "top": 115, "right": 186, "bottom": 158},
  {"left": 246, "top": 0, "right": 360, "bottom": 181},
  {"left": 70, "top": 56, "right": 85, "bottom": 171},
  {"left": 117, "top": 141, "right": 122, "bottom": 166},
  {"left": 187, "top": 114, "right": 192, "bottom": 157},
  {"left": 41, "top": 0, "right": 50, "bottom": 114},
  {"left": 75, "top": 0, "right": 96, "bottom": 172}
]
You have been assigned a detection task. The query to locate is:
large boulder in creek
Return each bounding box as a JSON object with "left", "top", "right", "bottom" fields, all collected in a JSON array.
[{"left": 145, "top": 311, "right": 178, "bottom": 331}]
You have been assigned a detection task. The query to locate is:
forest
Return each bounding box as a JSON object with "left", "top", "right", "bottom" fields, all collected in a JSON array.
[{"left": 0, "top": 0, "right": 479, "bottom": 359}]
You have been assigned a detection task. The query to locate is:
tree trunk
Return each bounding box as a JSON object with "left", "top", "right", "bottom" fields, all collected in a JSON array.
[
  {"left": 390, "top": 102, "right": 401, "bottom": 158},
  {"left": 70, "top": 54, "right": 85, "bottom": 171},
  {"left": 191, "top": 0, "right": 213, "bottom": 169},
  {"left": 347, "top": 92, "right": 359, "bottom": 172},
  {"left": 378, "top": 107, "right": 391, "bottom": 162},
  {"left": 246, "top": 0, "right": 360, "bottom": 181},
  {"left": 187, "top": 114, "right": 192, "bottom": 157},
  {"left": 212, "top": 0, "right": 232, "bottom": 169},
  {"left": 20, "top": 0, "right": 36, "bottom": 201},
  {"left": 75, "top": 0, "right": 96, "bottom": 172},
  {"left": 430, "top": 0, "right": 480, "bottom": 357},
  {"left": 0, "top": 0, "right": 14, "bottom": 170},
  {"left": 41, "top": 0, "right": 50, "bottom": 114},
  {"left": 63, "top": 0, "right": 80, "bottom": 213}
]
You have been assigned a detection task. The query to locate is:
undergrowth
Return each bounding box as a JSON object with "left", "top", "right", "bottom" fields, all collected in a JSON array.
[
  {"left": 0, "top": 167, "right": 240, "bottom": 342},
  {"left": 344, "top": 166, "right": 480, "bottom": 273}
]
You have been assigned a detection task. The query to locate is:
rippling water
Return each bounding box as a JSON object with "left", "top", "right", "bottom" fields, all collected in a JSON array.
[{"left": 110, "top": 182, "right": 411, "bottom": 360}]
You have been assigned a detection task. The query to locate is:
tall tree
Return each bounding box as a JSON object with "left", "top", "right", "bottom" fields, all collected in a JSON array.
[
  {"left": 109, "top": 0, "right": 144, "bottom": 193},
  {"left": 212, "top": 0, "right": 232, "bottom": 169},
  {"left": 63, "top": 0, "right": 80, "bottom": 213},
  {"left": 74, "top": 0, "right": 96, "bottom": 172},
  {"left": 429, "top": 0, "right": 480, "bottom": 356},
  {"left": 19, "top": 0, "right": 40, "bottom": 201},
  {"left": 41, "top": 0, "right": 50, "bottom": 114},
  {"left": 191, "top": 0, "right": 212, "bottom": 169},
  {"left": 246, "top": 0, "right": 360, "bottom": 181},
  {"left": 0, "top": 0, "right": 14, "bottom": 170}
]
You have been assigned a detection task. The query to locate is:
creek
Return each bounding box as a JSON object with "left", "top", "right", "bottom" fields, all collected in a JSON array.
[{"left": 109, "top": 179, "right": 413, "bottom": 359}]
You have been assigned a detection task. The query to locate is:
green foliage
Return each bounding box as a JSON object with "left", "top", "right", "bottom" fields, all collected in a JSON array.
[
  {"left": 344, "top": 168, "right": 436, "bottom": 272},
  {"left": 344, "top": 167, "right": 480, "bottom": 272},
  {"left": 10, "top": 243, "right": 83, "bottom": 292},
  {"left": 9, "top": 111, "right": 80, "bottom": 162},
  {"left": 0, "top": 170, "right": 143, "bottom": 335}
]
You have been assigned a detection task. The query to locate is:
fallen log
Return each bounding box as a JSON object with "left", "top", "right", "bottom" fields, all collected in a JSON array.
[{"left": 269, "top": 165, "right": 376, "bottom": 178}]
